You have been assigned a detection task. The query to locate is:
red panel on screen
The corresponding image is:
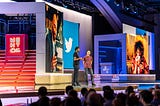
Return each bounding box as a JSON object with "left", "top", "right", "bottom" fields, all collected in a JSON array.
[{"left": 6, "top": 34, "right": 27, "bottom": 57}]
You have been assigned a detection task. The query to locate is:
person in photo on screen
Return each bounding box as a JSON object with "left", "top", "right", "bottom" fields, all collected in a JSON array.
[
  {"left": 46, "top": 13, "right": 58, "bottom": 72},
  {"left": 72, "top": 46, "right": 82, "bottom": 86},
  {"left": 83, "top": 50, "right": 96, "bottom": 86},
  {"left": 131, "top": 41, "right": 149, "bottom": 74}
]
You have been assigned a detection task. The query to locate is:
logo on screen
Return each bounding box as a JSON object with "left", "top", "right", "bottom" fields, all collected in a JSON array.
[{"left": 65, "top": 37, "right": 73, "bottom": 53}]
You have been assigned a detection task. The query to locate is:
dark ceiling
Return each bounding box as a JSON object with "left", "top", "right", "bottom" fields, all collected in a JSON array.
[
  {"left": 46, "top": 0, "right": 160, "bottom": 13},
  {"left": 11, "top": 0, "right": 160, "bottom": 15},
  {"left": 43, "top": 0, "right": 99, "bottom": 15},
  {"left": 138, "top": 0, "right": 160, "bottom": 13},
  {"left": 11, "top": 0, "right": 160, "bottom": 33},
  {"left": 121, "top": 0, "right": 160, "bottom": 16}
]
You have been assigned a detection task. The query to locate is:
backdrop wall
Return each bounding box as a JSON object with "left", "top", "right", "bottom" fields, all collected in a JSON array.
[
  {"left": 0, "top": 2, "right": 92, "bottom": 73},
  {"left": 0, "top": 2, "right": 46, "bottom": 74},
  {"left": 45, "top": 2, "right": 92, "bottom": 70}
]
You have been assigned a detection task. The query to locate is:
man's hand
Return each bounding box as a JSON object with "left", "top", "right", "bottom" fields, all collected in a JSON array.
[{"left": 79, "top": 57, "right": 83, "bottom": 60}]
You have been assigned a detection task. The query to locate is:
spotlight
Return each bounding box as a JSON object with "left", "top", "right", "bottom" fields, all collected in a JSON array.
[
  {"left": 126, "top": 7, "right": 129, "bottom": 10},
  {"left": 114, "top": 0, "right": 122, "bottom": 6},
  {"left": 131, "top": 5, "right": 138, "bottom": 14},
  {"left": 64, "top": 5, "right": 68, "bottom": 8},
  {"left": 133, "top": 11, "right": 137, "bottom": 14},
  {"left": 62, "top": 3, "right": 67, "bottom": 8}
]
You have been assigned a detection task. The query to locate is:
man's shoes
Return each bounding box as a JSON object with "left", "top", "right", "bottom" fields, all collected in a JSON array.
[
  {"left": 77, "top": 83, "right": 81, "bottom": 86},
  {"left": 72, "top": 82, "right": 81, "bottom": 86},
  {"left": 92, "top": 83, "right": 96, "bottom": 86},
  {"left": 72, "top": 83, "right": 77, "bottom": 86}
]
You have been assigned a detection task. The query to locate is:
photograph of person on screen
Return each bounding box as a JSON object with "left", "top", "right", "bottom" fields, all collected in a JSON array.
[
  {"left": 46, "top": 14, "right": 58, "bottom": 72},
  {"left": 131, "top": 41, "right": 149, "bottom": 74},
  {"left": 45, "top": 5, "right": 63, "bottom": 73}
]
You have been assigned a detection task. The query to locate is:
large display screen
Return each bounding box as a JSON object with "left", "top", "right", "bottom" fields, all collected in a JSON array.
[
  {"left": 123, "top": 24, "right": 155, "bottom": 74},
  {"left": 126, "top": 34, "right": 149, "bottom": 74},
  {"left": 98, "top": 40, "right": 122, "bottom": 74},
  {"left": 45, "top": 4, "right": 63, "bottom": 73},
  {"left": 63, "top": 20, "right": 79, "bottom": 69}
]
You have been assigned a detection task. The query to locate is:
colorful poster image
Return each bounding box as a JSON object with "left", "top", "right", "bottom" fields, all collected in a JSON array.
[
  {"left": 45, "top": 4, "right": 63, "bottom": 73},
  {"left": 126, "top": 34, "right": 149, "bottom": 74}
]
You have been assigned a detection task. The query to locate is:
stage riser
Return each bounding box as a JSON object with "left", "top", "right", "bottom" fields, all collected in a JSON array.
[
  {"left": 99, "top": 74, "right": 156, "bottom": 82},
  {"left": 35, "top": 73, "right": 72, "bottom": 89},
  {"left": 64, "top": 71, "right": 156, "bottom": 82},
  {"left": 126, "top": 76, "right": 155, "bottom": 81},
  {"left": 35, "top": 74, "right": 72, "bottom": 84},
  {"left": 35, "top": 84, "right": 71, "bottom": 90}
]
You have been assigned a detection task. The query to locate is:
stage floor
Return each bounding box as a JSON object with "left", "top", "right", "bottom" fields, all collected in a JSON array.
[{"left": 0, "top": 80, "right": 159, "bottom": 96}]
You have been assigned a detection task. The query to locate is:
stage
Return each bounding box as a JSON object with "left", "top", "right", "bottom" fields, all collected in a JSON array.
[{"left": 0, "top": 71, "right": 156, "bottom": 93}]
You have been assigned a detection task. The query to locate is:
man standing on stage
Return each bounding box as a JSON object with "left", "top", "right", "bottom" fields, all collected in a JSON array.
[
  {"left": 72, "top": 47, "right": 82, "bottom": 86},
  {"left": 83, "top": 50, "right": 95, "bottom": 86}
]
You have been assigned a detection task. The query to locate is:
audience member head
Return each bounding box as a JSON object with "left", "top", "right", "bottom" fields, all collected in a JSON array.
[
  {"left": 139, "top": 90, "right": 153, "bottom": 105},
  {"left": 103, "top": 88, "right": 114, "bottom": 100},
  {"left": 68, "top": 89, "right": 78, "bottom": 98},
  {"left": 126, "top": 93, "right": 139, "bottom": 106},
  {"left": 38, "top": 86, "right": 48, "bottom": 97},
  {"left": 155, "top": 84, "right": 160, "bottom": 89},
  {"left": 152, "top": 89, "right": 160, "bottom": 99},
  {"left": 50, "top": 97, "right": 61, "bottom": 106},
  {"left": 65, "top": 85, "right": 73, "bottom": 95},
  {"left": 125, "top": 86, "right": 134, "bottom": 97},
  {"left": 149, "top": 87, "right": 155, "bottom": 93},
  {"left": 116, "top": 93, "right": 126, "bottom": 106},
  {"left": 112, "top": 98, "right": 124, "bottom": 106},
  {"left": 86, "top": 93, "right": 103, "bottom": 106},
  {"left": 103, "top": 85, "right": 112, "bottom": 92},
  {"left": 81, "top": 87, "right": 88, "bottom": 97},
  {"left": 63, "top": 97, "right": 81, "bottom": 106},
  {"left": 39, "top": 97, "right": 50, "bottom": 106},
  {"left": 88, "top": 88, "right": 96, "bottom": 93}
]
